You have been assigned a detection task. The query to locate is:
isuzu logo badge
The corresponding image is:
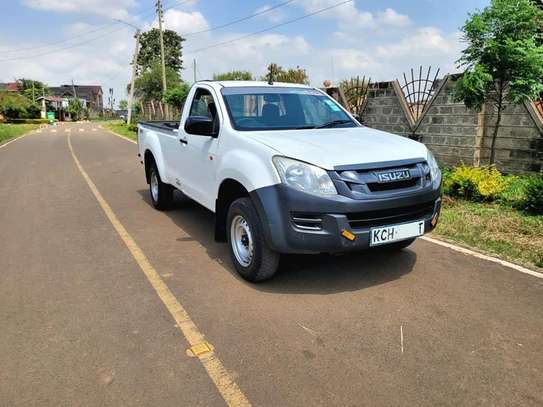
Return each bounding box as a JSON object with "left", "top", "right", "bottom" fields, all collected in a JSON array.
[{"left": 376, "top": 169, "right": 411, "bottom": 183}]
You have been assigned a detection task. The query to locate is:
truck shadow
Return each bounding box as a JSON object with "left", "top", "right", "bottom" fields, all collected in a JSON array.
[{"left": 138, "top": 190, "right": 417, "bottom": 294}]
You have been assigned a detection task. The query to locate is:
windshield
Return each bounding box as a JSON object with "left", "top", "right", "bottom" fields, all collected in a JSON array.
[{"left": 221, "top": 87, "right": 358, "bottom": 131}]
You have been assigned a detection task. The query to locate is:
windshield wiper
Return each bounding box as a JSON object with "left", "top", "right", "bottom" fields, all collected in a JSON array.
[
  {"left": 316, "top": 119, "right": 353, "bottom": 129},
  {"left": 294, "top": 125, "right": 317, "bottom": 129}
]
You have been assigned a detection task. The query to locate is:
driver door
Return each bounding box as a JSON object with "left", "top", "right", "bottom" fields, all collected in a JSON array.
[{"left": 177, "top": 87, "right": 220, "bottom": 210}]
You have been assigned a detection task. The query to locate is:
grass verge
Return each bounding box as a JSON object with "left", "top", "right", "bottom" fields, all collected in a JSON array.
[
  {"left": 433, "top": 197, "right": 543, "bottom": 269},
  {"left": 102, "top": 120, "right": 137, "bottom": 141},
  {"left": 0, "top": 123, "right": 40, "bottom": 144}
]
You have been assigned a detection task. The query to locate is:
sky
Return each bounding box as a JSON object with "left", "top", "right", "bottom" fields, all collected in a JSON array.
[{"left": 0, "top": 0, "right": 490, "bottom": 105}]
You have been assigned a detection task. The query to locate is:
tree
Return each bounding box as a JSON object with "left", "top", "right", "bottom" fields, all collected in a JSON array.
[
  {"left": 17, "top": 79, "right": 48, "bottom": 102},
  {"left": 68, "top": 98, "right": 84, "bottom": 121},
  {"left": 213, "top": 70, "right": 254, "bottom": 81},
  {"left": 133, "top": 62, "right": 182, "bottom": 102},
  {"left": 119, "top": 100, "right": 128, "bottom": 110},
  {"left": 455, "top": 0, "right": 543, "bottom": 165},
  {"left": 164, "top": 83, "right": 190, "bottom": 108},
  {"left": 263, "top": 63, "right": 309, "bottom": 84},
  {"left": 137, "top": 29, "right": 185, "bottom": 73}
]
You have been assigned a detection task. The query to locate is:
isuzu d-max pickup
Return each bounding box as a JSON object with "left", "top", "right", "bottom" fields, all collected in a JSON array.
[{"left": 137, "top": 81, "right": 442, "bottom": 282}]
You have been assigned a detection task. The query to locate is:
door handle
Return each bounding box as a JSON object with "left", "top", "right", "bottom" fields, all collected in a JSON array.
[{"left": 179, "top": 138, "right": 188, "bottom": 145}]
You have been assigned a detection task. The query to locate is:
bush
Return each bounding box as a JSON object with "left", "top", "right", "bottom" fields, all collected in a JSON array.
[
  {"left": 7, "top": 118, "right": 48, "bottom": 124},
  {"left": 518, "top": 176, "right": 543, "bottom": 214},
  {"left": 1, "top": 98, "right": 27, "bottom": 118},
  {"left": 444, "top": 165, "right": 510, "bottom": 201},
  {"left": 0, "top": 92, "right": 41, "bottom": 119}
]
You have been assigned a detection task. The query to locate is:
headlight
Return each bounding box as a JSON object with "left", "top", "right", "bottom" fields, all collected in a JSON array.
[
  {"left": 272, "top": 156, "right": 337, "bottom": 196},
  {"left": 427, "top": 150, "right": 440, "bottom": 181}
]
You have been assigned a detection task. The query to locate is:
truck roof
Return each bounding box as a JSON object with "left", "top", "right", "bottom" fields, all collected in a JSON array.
[{"left": 197, "top": 80, "right": 313, "bottom": 89}]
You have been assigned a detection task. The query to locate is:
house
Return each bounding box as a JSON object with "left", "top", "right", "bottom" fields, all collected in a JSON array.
[
  {"left": 0, "top": 81, "right": 20, "bottom": 92},
  {"left": 37, "top": 95, "right": 89, "bottom": 121},
  {"left": 49, "top": 85, "right": 103, "bottom": 115}
]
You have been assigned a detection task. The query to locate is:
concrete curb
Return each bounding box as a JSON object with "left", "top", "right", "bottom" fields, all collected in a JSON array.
[{"left": 422, "top": 235, "right": 543, "bottom": 279}]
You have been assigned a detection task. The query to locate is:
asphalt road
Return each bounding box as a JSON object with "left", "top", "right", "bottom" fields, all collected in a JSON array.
[{"left": 1, "top": 123, "right": 542, "bottom": 407}]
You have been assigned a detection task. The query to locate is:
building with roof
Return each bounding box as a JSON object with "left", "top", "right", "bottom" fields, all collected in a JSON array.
[
  {"left": 0, "top": 82, "right": 20, "bottom": 92},
  {"left": 49, "top": 85, "right": 103, "bottom": 115}
]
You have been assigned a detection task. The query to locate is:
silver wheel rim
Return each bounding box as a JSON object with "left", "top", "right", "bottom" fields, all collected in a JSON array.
[
  {"left": 150, "top": 170, "right": 159, "bottom": 202},
  {"left": 230, "top": 215, "right": 254, "bottom": 267}
]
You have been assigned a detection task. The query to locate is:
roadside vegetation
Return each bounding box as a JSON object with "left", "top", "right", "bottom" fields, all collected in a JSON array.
[
  {"left": 102, "top": 120, "right": 137, "bottom": 141},
  {"left": 434, "top": 165, "right": 543, "bottom": 269},
  {"left": 0, "top": 123, "right": 40, "bottom": 144},
  {"left": 430, "top": 0, "right": 543, "bottom": 270}
]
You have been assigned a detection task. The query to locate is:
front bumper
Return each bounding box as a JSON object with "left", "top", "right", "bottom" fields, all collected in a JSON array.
[{"left": 250, "top": 183, "right": 441, "bottom": 254}]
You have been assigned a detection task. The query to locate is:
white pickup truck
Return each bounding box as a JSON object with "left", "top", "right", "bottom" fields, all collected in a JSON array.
[{"left": 137, "top": 81, "right": 442, "bottom": 282}]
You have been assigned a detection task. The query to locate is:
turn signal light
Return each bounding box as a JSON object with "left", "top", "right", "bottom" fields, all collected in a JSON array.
[{"left": 341, "top": 229, "right": 356, "bottom": 241}]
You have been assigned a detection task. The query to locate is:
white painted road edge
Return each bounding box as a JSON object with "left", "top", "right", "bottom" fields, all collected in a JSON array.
[
  {"left": 104, "top": 127, "right": 137, "bottom": 144},
  {"left": 422, "top": 236, "right": 543, "bottom": 279},
  {"left": 0, "top": 128, "right": 39, "bottom": 150}
]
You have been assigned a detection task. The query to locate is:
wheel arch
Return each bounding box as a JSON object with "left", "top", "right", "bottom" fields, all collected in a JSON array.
[
  {"left": 144, "top": 149, "right": 155, "bottom": 184},
  {"left": 214, "top": 178, "right": 251, "bottom": 242}
]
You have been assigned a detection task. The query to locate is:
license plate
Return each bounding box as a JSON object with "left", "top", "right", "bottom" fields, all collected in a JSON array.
[{"left": 369, "top": 220, "right": 425, "bottom": 246}]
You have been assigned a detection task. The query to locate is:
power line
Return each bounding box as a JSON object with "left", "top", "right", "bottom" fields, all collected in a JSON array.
[
  {"left": 184, "top": 0, "right": 353, "bottom": 55},
  {"left": 0, "top": 0, "right": 352, "bottom": 68},
  {"left": 181, "top": 0, "right": 297, "bottom": 37},
  {"left": 0, "top": 0, "right": 190, "bottom": 55},
  {"left": 0, "top": 24, "right": 130, "bottom": 62},
  {"left": 0, "top": 0, "right": 292, "bottom": 57}
]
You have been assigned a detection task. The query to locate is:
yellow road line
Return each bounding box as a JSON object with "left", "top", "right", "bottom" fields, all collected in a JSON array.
[{"left": 67, "top": 133, "right": 251, "bottom": 407}]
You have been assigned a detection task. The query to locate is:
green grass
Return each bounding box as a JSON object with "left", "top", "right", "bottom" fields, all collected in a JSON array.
[
  {"left": 0, "top": 123, "right": 40, "bottom": 144},
  {"left": 102, "top": 120, "right": 137, "bottom": 141},
  {"left": 433, "top": 198, "right": 543, "bottom": 269}
]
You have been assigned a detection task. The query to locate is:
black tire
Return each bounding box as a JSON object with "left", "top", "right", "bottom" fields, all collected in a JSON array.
[
  {"left": 376, "top": 237, "right": 416, "bottom": 251},
  {"left": 148, "top": 162, "right": 173, "bottom": 210},
  {"left": 227, "top": 197, "right": 280, "bottom": 282}
]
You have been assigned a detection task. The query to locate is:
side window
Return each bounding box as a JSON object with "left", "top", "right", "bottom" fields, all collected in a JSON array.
[
  {"left": 189, "top": 88, "right": 216, "bottom": 118},
  {"left": 188, "top": 88, "right": 220, "bottom": 134}
]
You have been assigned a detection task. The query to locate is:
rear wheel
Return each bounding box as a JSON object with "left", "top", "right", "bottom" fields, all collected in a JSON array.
[
  {"left": 227, "top": 198, "right": 280, "bottom": 282},
  {"left": 148, "top": 162, "right": 173, "bottom": 210}
]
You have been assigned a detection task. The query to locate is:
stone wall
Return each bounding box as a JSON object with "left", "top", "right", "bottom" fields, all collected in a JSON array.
[
  {"left": 362, "top": 81, "right": 412, "bottom": 138},
  {"left": 357, "top": 76, "right": 543, "bottom": 173}
]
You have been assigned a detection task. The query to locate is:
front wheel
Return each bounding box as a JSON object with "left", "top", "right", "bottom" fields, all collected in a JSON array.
[{"left": 227, "top": 197, "right": 280, "bottom": 282}]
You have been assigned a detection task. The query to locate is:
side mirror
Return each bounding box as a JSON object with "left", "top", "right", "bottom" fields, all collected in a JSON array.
[{"left": 185, "top": 116, "right": 216, "bottom": 137}]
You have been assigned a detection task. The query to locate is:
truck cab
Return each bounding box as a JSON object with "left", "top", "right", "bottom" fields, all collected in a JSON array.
[{"left": 138, "top": 81, "right": 442, "bottom": 282}]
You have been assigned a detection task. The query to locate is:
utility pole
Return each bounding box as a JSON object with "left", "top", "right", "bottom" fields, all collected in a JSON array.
[
  {"left": 127, "top": 29, "right": 141, "bottom": 125},
  {"left": 193, "top": 58, "right": 197, "bottom": 83},
  {"left": 71, "top": 79, "right": 77, "bottom": 98},
  {"left": 156, "top": 0, "right": 169, "bottom": 118}
]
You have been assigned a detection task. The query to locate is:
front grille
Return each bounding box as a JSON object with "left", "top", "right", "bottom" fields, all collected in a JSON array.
[
  {"left": 334, "top": 160, "right": 430, "bottom": 199},
  {"left": 346, "top": 201, "right": 435, "bottom": 229},
  {"left": 367, "top": 178, "right": 418, "bottom": 192},
  {"left": 291, "top": 213, "right": 323, "bottom": 230}
]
